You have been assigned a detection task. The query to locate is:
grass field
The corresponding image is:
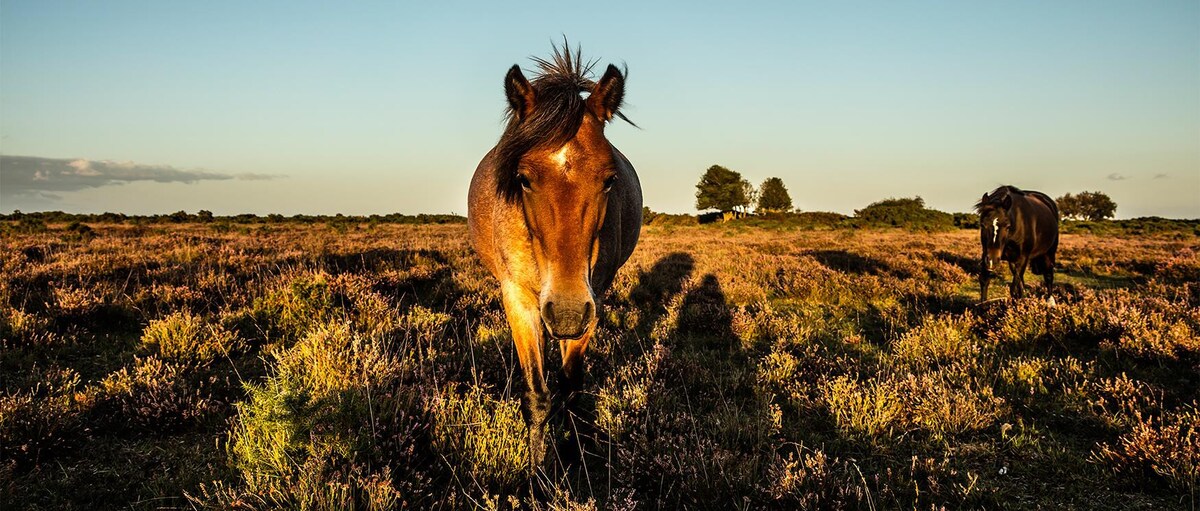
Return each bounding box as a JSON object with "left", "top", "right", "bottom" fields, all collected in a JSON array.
[{"left": 1, "top": 221, "right": 1197, "bottom": 510}]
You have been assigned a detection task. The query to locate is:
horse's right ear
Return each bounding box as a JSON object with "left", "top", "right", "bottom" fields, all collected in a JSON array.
[
  {"left": 1000, "top": 194, "right": 1012, "bottom": 209},
  {"left": 588, "top": 64, "right": 625, "bottom": 122},
  {"left": 505, "top": 65, "right": 535, "bottom": 120},
  {"left": 981, "top": 192, "right": 989, "bottom": 202}
]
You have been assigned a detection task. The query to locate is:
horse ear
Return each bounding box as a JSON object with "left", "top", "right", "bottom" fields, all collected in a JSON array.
[
  {"left": 1000, "top": 194, "right": 1012, "bottom": 209},
  {"left": 588, "top": 64, "right": 625, "bottom": 122},
  {"left": 981, "top": 193, "right": 989, "bottom": 201},
  {"left": 505, "top": 65, "right": 535, "bottom": 120}
]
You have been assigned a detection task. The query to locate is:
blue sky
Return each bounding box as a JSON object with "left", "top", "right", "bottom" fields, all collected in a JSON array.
[{"left": 2, "top": 1, "right": 1197, "bottom": 218}]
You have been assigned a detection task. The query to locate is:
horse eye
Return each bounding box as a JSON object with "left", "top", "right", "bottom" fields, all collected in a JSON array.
[
  {"left": 517, "top": 174, "right": 532, "bottom": 191},
  {"left": 603, "top": 175, "right": 617, "bottom": 191}
]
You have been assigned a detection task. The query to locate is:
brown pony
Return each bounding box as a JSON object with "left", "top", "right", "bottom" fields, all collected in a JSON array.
[
  {"left": 975, "top": 185, "right": 1059, "bottom": 301},
  {"left": 467, "top": 45, "right": 642, "bottom": 462}
]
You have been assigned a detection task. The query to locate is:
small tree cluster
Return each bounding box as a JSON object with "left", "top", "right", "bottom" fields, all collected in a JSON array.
[
  {"left": 1057, "top": 191, "right": 1117, "bottom": 221},
  {"left": 695, "top": 165, "right": 794, "bottom": 219}
]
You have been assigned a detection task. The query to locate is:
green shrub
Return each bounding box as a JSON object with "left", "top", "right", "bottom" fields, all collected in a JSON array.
[
  {"left": 899, "top": 371, "right": 1005, "bottom": 440},
  {"left": 824, "top": 370, "right": 1005, "bottom": 442},
  {"left": 891, "top": 314, "right": 979, "bottom": 368},
  {"left": 225, "top": 323, "right": 420, "bottom": 508},
  {"left": 250, "top": 271, "right": 337, "bottom": 343},
  {"left": 822, "top": 376, "right": 903, "bottom": 440},
  {"left": 429, "top": 385, "right": 529, "bottom": 488},
  {"left": 141, "top": 312, "right": 240, "bottom": 364},
  {"left": 853, "top": 197, "right": 956, "bottom": 231}
]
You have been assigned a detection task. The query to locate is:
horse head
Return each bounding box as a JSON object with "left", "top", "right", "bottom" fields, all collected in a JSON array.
[
  {"left": 500, "top": 51, "right": 627, "bottom": 339},
  {"left": 977, "top": 191, "right": 1013, "bottom": 273}
]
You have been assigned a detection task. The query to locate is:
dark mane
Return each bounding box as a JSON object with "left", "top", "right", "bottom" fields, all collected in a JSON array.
[
  {"left": 975, "top": 185, "right": 1060, "bottom": 217},
  {"left": 493, "top": 43, "right": 630, "bottom": 202},
  {"left": 975, "top": 185, "right": 1025, "bottom": 212}
]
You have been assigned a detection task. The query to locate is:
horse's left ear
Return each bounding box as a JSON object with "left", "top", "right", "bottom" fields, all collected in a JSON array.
[
  {"left": 1000, "top": 194, "right": 1012, "bottom": 209},
  {"left": 506, "top": 65, "right": 536, "bottom": 120},
  {"left": 588, "top": 64, "right": 625, "bottom": 122}
]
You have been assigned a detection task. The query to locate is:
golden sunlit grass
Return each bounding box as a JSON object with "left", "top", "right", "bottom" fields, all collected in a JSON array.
[{"left": 1, "top": 221, "right": 1196, "bottom": 510}]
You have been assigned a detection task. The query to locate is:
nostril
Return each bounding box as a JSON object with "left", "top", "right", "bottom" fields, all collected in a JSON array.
[
  {"left": 542, "top": 301, "right": 555, "bottom": 323},
  {"left": 583, "top": 301, "right": 594, "bottom": 324}
]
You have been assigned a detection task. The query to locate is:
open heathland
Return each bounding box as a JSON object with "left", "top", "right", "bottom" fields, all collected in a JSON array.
[{"left": 1, "top": 221, "right": 1197, "bottom": 510}]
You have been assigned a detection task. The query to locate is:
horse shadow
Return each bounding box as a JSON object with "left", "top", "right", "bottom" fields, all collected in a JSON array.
[
  {"left": 585, "top": 272, "right": 773, "bottom": 506},
  {"left": 626, "top": 252, "right": 696, "bottom": 335},
  {"left": 676, "top": 274, "right": 737, "bottom": 343}
]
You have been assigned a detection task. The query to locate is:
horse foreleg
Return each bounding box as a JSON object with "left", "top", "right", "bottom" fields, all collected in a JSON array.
[
  {"left": 1012, "top": 258, "right": 1029, "bottom": 299},
  {"left": 1008, "top": 261, "right": 1027, "bottom": 297},
  {"left": 979, "top": 257, "right": 991, "bottom": 302},
  {"left": 558, "top": 316, "right": 598, "bottom": 398},
  {"left": 553, "top": 318, "right": 598, "bottom": 468},
  {"left": 501, "top": 283, "right": 549, "bottom": 466},
  {"left": 1042, "top": 252, "right": 1056, "bottom": 293}
]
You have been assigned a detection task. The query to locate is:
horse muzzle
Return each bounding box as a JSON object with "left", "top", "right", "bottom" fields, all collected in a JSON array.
[
  {"left": 541, "top": 298, "right": 594, "bottom": 340},
  {"left": 982, "top": 256, "right": 1002, "bottom": 276}
]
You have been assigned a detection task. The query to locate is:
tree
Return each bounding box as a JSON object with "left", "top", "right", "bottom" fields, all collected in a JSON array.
[
  {"left": 695, "top": 165, "right": 752, "bottom": 217},
  {"left": 1057, "top": 191, "right": 1117, "bottom": 221},
  {"left": 756, "top": 177, "right": 793, "bottom": 213}
]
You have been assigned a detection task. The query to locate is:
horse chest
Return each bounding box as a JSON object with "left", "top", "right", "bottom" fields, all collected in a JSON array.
[{"left": 1001, "top": 240, "right": 1022, "bottom": 261}]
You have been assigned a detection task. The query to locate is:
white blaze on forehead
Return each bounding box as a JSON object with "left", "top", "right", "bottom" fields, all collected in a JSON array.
[
  {"left": 991, "top": 218, "right": 1000, "bottom": 244},
  {"left": 553, "top": 146, "right": 570, "bottom": 166}
]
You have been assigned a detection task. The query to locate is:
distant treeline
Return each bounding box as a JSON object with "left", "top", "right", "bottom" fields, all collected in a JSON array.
[
  {"left": 0, "top": 210, "right": 467, "bottom": 225},
  {"left": 647, "top": 197, "right": 980, "bottom": 231},
  {"left": 646, "top": 198, "right": 1200, "bottom": 236},
  {"left": 3, "top": 206, "right": 1196, "bottom": 237}
]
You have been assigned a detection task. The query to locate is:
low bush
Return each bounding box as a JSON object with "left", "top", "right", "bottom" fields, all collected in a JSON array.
[
  {"left": 141, "top": 311, "right": 241, "bottom": 364},
  {"left": 853, "top": 197, "right": 956, "bottom": 231}
]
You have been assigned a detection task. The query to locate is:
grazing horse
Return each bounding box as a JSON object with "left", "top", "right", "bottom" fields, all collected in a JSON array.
[
  {"left": 975, "top": 186, "right": 1059, "bottom": 301},
  {"left": 467, "top": 45, "right": 642, "bottom": 462}
]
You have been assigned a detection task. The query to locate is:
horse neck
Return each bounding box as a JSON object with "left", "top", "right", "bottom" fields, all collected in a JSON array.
[{"left": 1006, "top": 199, "right": 1031, "bottom": 241}]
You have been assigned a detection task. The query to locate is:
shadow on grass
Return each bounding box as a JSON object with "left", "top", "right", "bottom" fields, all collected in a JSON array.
[
  {"left": 935, "top": 250, "right": 978, "bottom": 277},
  {"left": 585, "top": 271, "right": 782, "bottom": 508},
  {"left": 1057, "top": 269, "right": 1139, "bottom": 290},
  {"left": 626, "top": 252, "right": 695, "bottom": 335},
  {"left": 808, "top": 249, "right": 909, "bottom": 278}
]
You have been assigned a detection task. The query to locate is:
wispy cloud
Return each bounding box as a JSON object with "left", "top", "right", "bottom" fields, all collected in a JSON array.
[
  {"left": 0, "top": 155, "right": 280, "bottom": 200},
  {"left": 1153, "top": 173, "right": 1169, "bottom": 179},
  {"left": 234, "top": 172, "right": 282, "bottom": 181},
  {"left": 1106, "top": 173, "right": 1127, "bottom": 181}
]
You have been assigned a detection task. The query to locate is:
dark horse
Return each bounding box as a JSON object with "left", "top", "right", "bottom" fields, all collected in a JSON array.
[
  {"left": 975, "top": 186, "right": 1059, "bottom": 301},
  {"left": 467, "top": 44, "right": 642, "bottom": 463}
]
